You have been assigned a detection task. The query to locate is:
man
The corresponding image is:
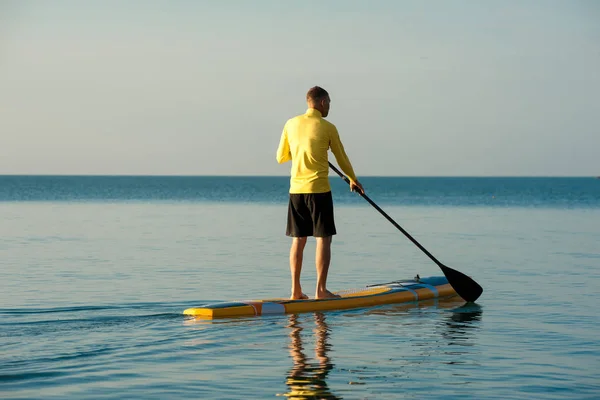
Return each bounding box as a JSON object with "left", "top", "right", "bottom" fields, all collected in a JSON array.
[{"left": 276, "top": 86, "right": 364, "bottom": 300}]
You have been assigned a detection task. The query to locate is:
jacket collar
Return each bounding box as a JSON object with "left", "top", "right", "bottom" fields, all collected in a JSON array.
[{"left": 305, "top": 108, "right": 322, "bottom": 118}]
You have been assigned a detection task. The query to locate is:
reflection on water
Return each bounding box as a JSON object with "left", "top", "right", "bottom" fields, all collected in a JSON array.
[
  {"left": 442, "top": 303, "right": 483, "bottom": 345},
  {"left": 351, "top": 296, "right": 467, "bottom": 317},
  {"left": 278, "top": 302, "right": 483, "bottom": 398},
  {"left": 280, "top": 312, "right": 341, "bottom": 399}
]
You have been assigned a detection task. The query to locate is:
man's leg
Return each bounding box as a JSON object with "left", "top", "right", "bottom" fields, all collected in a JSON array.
[
  {"left": 315, "top": 236, "right": 337, "bottom": 299},
  {"left": 290, "top": 236, "right": 308, "bottom": 299}
]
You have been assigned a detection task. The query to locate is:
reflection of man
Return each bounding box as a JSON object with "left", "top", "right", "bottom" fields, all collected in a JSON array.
[{"left": 283, "top": 313, "right": 340, "bottom": 399}]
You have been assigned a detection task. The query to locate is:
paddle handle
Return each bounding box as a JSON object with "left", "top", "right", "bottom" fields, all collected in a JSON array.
[{"left": 328, "top": 162, "right": 443, "bottom": 267}]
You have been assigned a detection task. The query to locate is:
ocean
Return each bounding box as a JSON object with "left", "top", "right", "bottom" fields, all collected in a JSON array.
[{"left": 1, "top": 176, "right": 599, "bottom": 399}]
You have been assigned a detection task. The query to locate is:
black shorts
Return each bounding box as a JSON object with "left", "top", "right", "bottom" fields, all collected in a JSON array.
[{"left": 286, "top": 191, "right": 336, "bottom": 237}]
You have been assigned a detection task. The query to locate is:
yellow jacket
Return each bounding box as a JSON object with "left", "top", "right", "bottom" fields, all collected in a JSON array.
[{"left": 277, "top": 108, "right": 357, "bottom": 193}]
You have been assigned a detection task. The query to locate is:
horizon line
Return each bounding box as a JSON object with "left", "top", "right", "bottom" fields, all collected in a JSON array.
[{"left": 0, "top": 174, "right": 597, "bottom": 179}]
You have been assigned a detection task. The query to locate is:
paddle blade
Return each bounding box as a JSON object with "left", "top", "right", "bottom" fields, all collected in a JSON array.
[{"left": 439, "top": 264, "right": 483, "bottom": 303}]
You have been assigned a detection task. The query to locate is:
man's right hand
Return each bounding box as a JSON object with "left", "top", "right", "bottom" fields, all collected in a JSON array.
[{"left": 350, "top": 180, "right": 364, "bottom": 195}]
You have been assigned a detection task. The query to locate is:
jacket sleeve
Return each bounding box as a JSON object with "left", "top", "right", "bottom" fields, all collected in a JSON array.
[
  {"left": 276, "top": 124, "right": 292, "bottom": 164},
  {"left": 329, "top": 125, "right": 357, "bottom": 182}
]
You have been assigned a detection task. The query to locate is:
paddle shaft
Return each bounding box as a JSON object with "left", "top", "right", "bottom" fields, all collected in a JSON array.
[
  {"left": 329, "top": 161, "right": 483, "bottom": 302},
  {"left": 328, "top": 162, "right": 443, "bottom": 267}
]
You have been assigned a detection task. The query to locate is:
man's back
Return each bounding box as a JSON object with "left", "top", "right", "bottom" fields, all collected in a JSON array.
[{"left": 277, "top": 109, "right": 356, "bottom": 194}]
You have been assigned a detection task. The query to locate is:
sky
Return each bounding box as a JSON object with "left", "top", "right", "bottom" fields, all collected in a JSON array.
[{"left": 1, "top": 0, "right": 599, "bottom": 176}]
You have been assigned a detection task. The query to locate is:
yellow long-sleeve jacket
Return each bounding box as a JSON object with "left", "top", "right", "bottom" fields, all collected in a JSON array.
[{"left": 276, "top": 108, "right": 358, "bottom": 194}]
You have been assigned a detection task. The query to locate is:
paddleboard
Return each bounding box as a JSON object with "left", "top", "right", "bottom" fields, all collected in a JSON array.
[{"left": 183, "top": 275, "right": 459, "bottom": 319}]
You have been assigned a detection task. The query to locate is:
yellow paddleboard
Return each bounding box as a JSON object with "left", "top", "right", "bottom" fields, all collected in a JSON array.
[{"left": 183, "top": 276, "right": 458, "bottom": 319}]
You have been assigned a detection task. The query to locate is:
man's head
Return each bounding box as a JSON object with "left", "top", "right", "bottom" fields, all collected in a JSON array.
[{"left": 306, "top": 86, "right": 331, "bottom": 117}]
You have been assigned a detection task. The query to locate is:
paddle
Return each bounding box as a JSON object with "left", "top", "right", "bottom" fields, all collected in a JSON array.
[{"left": 328, "top": 162, "right": 483, "bottom": 303}]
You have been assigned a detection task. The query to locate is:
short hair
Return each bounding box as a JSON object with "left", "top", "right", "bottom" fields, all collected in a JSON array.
[{"left": 306, "top": 86, "right": 329, "bottom": 103}]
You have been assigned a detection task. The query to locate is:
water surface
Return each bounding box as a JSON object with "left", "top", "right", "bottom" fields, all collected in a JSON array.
[{"left": 1, "top": 177, "right": 599, "bottom": 399}]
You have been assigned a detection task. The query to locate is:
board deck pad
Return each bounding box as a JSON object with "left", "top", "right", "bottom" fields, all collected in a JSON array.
[{"left": 183, "top": 276, "right": 459, "bottom": 319}]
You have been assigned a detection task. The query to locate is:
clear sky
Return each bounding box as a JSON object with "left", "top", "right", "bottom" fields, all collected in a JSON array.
[{"left": 1, "top": 0, "right": 599, "bottom": 176}]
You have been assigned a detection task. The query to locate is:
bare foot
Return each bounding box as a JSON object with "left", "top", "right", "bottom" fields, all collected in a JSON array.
[
  {"left": 290, "top": 293, "right": 309, "bottom": 300},
  {"left": 315, "top": 290, "right": 341, "bottom": 300}
]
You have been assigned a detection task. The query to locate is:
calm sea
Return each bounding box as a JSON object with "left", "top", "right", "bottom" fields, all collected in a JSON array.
[{"left": 1, "top": 176, "right": 599, "bottom": 399}]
